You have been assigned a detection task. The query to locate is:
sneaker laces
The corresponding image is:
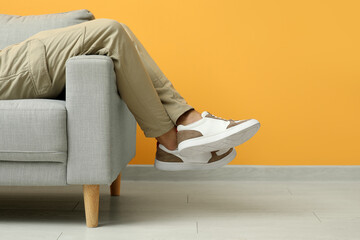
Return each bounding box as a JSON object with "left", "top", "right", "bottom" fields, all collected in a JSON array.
[{"left": 208, "top": 112, "right": 235, "bottom": 122}]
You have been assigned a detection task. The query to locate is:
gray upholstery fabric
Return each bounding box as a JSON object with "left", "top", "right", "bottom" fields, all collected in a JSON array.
[
  {"left": 0, "top": 9, "right": 94, "bottom": 49},
  {"left": 65, "top": 55, "right": 136, "bottom": 185},
  {"left": 0, "top": 99, "right": 67, "bottom": 163},
  {"left": 0, "top": 162, "right": 66, "bottom": 186}
]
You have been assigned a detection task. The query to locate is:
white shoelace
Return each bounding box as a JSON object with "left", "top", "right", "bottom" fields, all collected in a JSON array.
[{"left": 208, "top": 112, "right": 234, "bottom": 122}]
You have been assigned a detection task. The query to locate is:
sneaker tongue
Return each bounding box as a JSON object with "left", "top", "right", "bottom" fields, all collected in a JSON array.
[{"left": 201, "top": 111, "right": 209, "bottom": 118}]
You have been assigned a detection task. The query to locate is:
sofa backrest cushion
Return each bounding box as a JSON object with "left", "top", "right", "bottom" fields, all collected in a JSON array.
[{"left": 0, "top": 9, "right": 95, "bottom": 49}]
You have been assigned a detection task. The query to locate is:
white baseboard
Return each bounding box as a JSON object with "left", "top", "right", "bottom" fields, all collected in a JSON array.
[{"left": 121, "top": 165, "right": 360, "bottom": 181}]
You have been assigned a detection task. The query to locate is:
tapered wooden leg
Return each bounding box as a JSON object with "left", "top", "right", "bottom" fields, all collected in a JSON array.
[
  {"left": 110, "top": 172, "right": 121, "bottom": 196},
  {"left": 83, "top": 185, "right": 99, "bottom": 228}
]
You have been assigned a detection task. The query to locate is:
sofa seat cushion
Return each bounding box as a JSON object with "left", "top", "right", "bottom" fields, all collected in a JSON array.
[{"left": 0, "top": 99, "right": 67, "bottom": 163}]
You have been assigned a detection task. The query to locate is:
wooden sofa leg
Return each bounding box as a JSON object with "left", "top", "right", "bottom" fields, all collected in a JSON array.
[
  {"left": 110, "top": 172, "right": 121, "bottom": 196},
  {"left": 83, "top": 185, "right": 99, "bottom": 228}
]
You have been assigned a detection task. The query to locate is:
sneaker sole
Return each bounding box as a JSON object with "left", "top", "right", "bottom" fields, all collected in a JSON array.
[
  {"left": 178, "top": 119, "right": 260, "bottom": 157},
  {"left": 154, "top": 148, "right": 237, "bottom": 171}
]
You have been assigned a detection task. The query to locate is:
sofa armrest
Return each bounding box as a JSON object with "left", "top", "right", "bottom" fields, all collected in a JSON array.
[{"left": 65, "top": 55, "right": 136, "bottom": 185}]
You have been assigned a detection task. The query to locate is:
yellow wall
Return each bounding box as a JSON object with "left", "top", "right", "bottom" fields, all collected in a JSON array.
[{"left": 4, "top": 0, "right": 360, "bottom": 165}]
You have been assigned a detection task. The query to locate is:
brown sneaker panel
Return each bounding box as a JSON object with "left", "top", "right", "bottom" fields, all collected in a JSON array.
[
  {"left": 208, "top": 148, "right": 233, "bottom": 163},
  {"left": 156, "top": 148, "right": 183, "bottom": 163},
  {"left": 226, "top": 119, "right": 251, "bottom": 129},
  {"left": 177, "top": 130, "right": 203, "bottom": 144}
]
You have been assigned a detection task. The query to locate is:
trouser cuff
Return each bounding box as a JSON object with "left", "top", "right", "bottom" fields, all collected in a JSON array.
[
  {"left": 169, "top": 105, "right": 195, "bottom": 126},
  {"left": 141, "top": 120, "right": 175, "bottom": 138}
]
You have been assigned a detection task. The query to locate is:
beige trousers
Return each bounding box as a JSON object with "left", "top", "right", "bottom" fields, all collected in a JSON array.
[{"left": 0, "top": 18, "right": 194, "bottom": 137}]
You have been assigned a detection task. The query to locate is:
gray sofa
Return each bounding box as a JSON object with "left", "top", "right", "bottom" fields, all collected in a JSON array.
[{"left": 0, "top": 9, "right": 137, "bottom": 227}]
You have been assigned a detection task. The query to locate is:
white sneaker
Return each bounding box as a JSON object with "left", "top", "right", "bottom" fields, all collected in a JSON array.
[
  {"left": 154, "top": 143, "right": 236, "bottom": 171},
  {"left": 177, "top": 111, "right": 260, "bottom": 156}
]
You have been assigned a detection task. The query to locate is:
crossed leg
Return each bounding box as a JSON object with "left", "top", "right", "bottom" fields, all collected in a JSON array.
[{"left": 20, "top": 18, "right": 202, "bottom": 149}]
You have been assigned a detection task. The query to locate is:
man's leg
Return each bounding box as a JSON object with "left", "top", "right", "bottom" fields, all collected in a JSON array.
[
  {"left": 117, "top": 23, "right": 197, "bottom": 125},
  {"left": 77, "top": 19, "right": 196, "bottom": 132},
  {"left": 23, "top": 18, "right": 194, "bottom": 138}
]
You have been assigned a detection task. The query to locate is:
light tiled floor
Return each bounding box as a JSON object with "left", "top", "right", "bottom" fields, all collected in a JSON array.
[{"left": 0, "top": 181, "right": 359, "bottom": 240}]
